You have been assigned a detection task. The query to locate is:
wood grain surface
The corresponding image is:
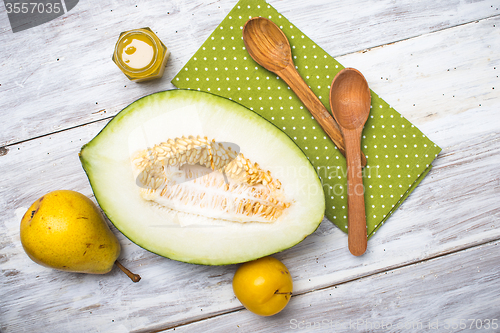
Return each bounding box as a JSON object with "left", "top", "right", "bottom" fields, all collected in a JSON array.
[{"left": 1, "top": 0, "right": 499, "bottom": 332}]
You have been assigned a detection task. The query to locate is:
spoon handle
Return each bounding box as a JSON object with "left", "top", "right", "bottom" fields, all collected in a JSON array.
[
  {"left": 343, "top": 128, "right": 367, "bottom": 256},
  {"left": 278, "top": 65, "right": 367, "bottom": 166}
]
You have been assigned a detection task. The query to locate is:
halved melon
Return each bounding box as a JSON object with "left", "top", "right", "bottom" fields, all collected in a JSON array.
[{"left": 80, "top": 90, "right": 324, "bottom": 265}]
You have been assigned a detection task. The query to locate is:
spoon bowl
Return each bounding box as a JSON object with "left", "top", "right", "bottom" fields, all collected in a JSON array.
[
  {"left": 243, "top": 18, "right": 292, "bottom": 72},
  {"left": 329, "top": 68, "right": 371, "bottom": 256},
  {"left": 330, "top": 69, "right": 371, "bottom": 130}
]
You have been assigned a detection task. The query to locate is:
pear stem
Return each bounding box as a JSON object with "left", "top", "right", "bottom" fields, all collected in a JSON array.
[
  {"left": 115, "top": 260, "right": 141, "bottom": 282},
  {"left": 274, "top": 291, "right": 292, "bottom": 295}
]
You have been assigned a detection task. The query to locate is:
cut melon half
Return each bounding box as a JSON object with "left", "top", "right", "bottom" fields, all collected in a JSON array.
[{"left": 80, "top": 90, "right": 325, "bottom": 265}]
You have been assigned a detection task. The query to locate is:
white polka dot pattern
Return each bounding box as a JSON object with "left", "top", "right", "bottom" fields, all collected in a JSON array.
[{"left": 173, "top": 0, "right": 441, "bottom": 237}]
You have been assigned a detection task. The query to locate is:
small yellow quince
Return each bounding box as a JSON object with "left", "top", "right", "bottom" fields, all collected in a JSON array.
[{"left": 232, "top": 256, "right": 293, "bottom": 316}]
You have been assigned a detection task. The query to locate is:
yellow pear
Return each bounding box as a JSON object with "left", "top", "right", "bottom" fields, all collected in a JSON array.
[{"left": 20, "top": 190, "right": 140, "bottom": 281}]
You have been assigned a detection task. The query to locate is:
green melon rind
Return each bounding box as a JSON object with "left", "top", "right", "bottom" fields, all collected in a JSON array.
[{"left": 80, "top": 89, "right": 325, "bottom": 265}]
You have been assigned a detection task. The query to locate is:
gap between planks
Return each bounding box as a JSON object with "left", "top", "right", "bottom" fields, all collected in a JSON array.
[
  {"left": 347, "top": 13, "right": 500, "bottom": 58},
  {"left": 132, "top": 236, "right": 500, "bottom": 333},
  {"left": 0, "top": 116, "right": 113, "bottom": 150}
]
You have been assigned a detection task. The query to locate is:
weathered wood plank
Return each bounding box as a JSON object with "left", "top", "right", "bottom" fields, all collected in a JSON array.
[
  {"left": 0, "top": 0, "right": 498, "bottom": 146},
  {"left": 336, "top": 17, "right": 500, "bottom": 142},
  {"left": 0, "top": 0, "right": 236, "bottom": 147},
  {"left": 2, "top": 129, "right": 497, "bottom": 331},
  {"left": 164, "top": 240, "right": 500, "bottom": 333}
]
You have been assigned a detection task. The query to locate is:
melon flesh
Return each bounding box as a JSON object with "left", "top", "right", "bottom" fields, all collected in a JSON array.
[{"left": 80, "top": 90, "right": 325, "bottom": 265}]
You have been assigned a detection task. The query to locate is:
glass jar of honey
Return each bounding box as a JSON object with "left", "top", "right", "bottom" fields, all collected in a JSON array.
[{"left": 112, "top": 27, "right": 170, "bottom": 82}]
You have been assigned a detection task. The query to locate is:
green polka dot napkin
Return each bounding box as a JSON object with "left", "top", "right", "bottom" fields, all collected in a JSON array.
[{"left": 172, "top": 0, "right": 441, "bottom": 238}]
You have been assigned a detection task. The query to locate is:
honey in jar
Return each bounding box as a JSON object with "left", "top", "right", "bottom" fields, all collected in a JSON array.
[{"left": 112, "top": 27, "right": 170, "bottom": 82}]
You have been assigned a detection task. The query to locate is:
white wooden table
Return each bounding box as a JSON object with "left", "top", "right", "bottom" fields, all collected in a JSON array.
[{"left": 1, "top": 0, "right": 499, "bottom": 332}]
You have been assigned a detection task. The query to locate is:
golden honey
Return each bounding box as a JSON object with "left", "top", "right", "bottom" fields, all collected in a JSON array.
[{"left": 112, "top": 28, "right": 170, "bottom": 82}]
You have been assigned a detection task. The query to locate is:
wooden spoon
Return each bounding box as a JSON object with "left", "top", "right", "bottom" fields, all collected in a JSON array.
[
  {"left": 242, "top": 17, "right": 366, "bottom": 166},
  {"left": 329, "top": 68, "right": 371, "bottom": 256}
]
